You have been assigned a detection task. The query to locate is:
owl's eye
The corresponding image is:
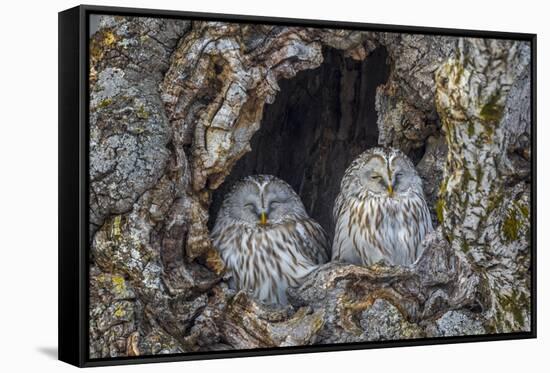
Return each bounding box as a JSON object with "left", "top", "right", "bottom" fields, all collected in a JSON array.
[
  {"left": 370, "top": 174, "right": 382, "bottom": 180},
  {"left": 395, "top": 172, "right": 403, "bottom": 177},
  {"left": 244, "top": 202, "right": 255, "bottom": 210},
  {"left": 269, "top": 201, "right": 281, "bottom": 209}
]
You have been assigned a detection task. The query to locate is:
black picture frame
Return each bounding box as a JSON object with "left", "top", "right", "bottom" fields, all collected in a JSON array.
[{"left": 59, "top": 4, "right": 537, "bottom": 368}]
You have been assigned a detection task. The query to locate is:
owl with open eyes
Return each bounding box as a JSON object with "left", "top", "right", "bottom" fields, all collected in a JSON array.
[
  {"left": 211, "top": 175, "right": 329, "bottom": 305},
  {"left": 332, "top": 147, "right": 433, "bottom": 266}
]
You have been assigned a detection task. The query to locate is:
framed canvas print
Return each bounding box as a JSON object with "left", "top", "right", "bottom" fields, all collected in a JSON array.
[{"left": 58, "top": 4, "right": 536, "bottom": 367}]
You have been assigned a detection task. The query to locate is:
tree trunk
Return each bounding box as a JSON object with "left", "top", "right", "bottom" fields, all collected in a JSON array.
[{"left": 88, "top": 16, "right": 531, "bottom": 357}]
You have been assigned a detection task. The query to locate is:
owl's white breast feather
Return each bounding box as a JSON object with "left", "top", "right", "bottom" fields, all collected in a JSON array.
[
  {"left": 333, "top": 189, "right": 432, "bottom": 266},
  {"left": 212, "top": 217, "right": 328, "bottom": 305}
]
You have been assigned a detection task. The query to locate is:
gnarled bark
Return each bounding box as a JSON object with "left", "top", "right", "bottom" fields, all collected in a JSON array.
[
  {"left": 88, "top": 16, "right": 531, "bottom": 358},
  {"left": 435, "top": 38, "right": 531, "bottom": 332}
]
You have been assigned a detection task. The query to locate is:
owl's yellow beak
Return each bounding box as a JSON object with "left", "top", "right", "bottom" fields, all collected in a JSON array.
[
  {"left": 259, "top": 212, "right": 268, "bottom": 226},
  {"left": 387, "top": 185, "right": 394, "bottom": 197}
]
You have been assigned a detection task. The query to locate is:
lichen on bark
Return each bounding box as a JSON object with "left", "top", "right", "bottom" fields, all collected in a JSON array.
[
  {"left": 88, "top": 16, "right": 532, "bottom": 358},
  {"left": 435, "top": 38, "right": 531, "bottom": 332}
]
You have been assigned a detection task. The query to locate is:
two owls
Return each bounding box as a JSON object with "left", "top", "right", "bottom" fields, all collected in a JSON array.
[{"left": 211, "top": 147, "right": 433, "bottom": 305}]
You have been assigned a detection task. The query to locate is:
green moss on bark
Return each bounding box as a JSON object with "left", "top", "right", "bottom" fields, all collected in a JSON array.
[
  {"left": 480, "top": 93, "right": 504, "bottom": 124},
  {"left": 435, "top": 199, "right": 445, "bottom": 224},
  {"left": 501, "top": 201, "right": 529, "bottom": 243}
]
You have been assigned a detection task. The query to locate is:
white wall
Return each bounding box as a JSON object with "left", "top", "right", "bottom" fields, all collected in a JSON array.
[{"left": 0, "top": 0, "right": 545, "bottom": 371}]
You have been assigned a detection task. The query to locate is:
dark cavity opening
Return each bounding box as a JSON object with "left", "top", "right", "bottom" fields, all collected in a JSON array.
[{"left": 210, "top": 46, "right": 390, "bottom": 241}]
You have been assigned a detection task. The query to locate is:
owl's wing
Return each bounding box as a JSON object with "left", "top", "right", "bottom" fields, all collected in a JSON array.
[
  {"left": 332, "top": 191, "right": 345, "bottom": 224},
  {"left": 295, "top": 218, "right": 330, "bottom": 265}
]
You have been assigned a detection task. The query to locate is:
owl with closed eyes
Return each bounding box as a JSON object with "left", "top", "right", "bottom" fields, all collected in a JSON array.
[
  {"left": 211, "top": 175, "right": 329, "bottom": 305},
  {"left": 332, "top": 147, "right": 433, "bottom": 266}
]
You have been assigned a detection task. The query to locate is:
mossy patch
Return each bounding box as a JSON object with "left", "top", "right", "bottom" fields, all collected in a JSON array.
[
  {"left": 460, "top": 239, "right": 469, "bottom": 253},
  {"left": 475, "top": 165, "right": 483, "bottom": 187},
  {"left": 96, "top": 98, "right": 113, "bottom": 109},
  {"left": 502, "top": 210, "right": 520, "bottom": 242},
  {"left": 480, "top": 93, "right": 504, "bottom": 124},
  {"left": 136, "top": 105, "right": 150, "bottom": 120},
  {"left": 487, "top": 192, "right": 505, "bottom": 214},
  {"left": 453, "top": 62, "right": 465, "bottom": 85},
  {"left": 109, "top": 215, "right": 124, "bottom": 243},
  {"left": 497, "top": 290, "right": 528, "bottom": 328},
  {"left": 114, "top": 306, "right": 126, "bottom": 318},
  {"left": 435, "top": 199, "right": 445, "bottom": 224},
  {"left": 90, "top": 28, "right": 120, "bottom": 67},
  {"left": 112, "top": 275, "right": 126, "bottom": 294},
  {"left": 501, "top": 201, "right": 529, "bottom": 243},
  {"left": 518, "top": 204, "right": 529, "bottom": 219},
  {"left": 484, "top": 124, "right": 495, "bottom": 143},
  {"left": 102, "top": 30, "right": 118, "bottom": 47},
  {"left": 467, "top": 121, "right": 475, "bottom": 137}
]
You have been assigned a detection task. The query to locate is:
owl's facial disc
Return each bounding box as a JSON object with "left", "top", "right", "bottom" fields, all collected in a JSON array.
[
  {"left": 227, "top": 177, "right": 307, "bottom": 227},
  {"left": 243, "top": 199, "right": 271, "bottom": 226},
  {"left": 246, "top": 205, "right": 268, "bottom": 226},
  {"left": 241, "top": 193, "right": 291, "bottom": 227},
  {"left": 359, "top": 156, "right": 393, "bottom": 196}
]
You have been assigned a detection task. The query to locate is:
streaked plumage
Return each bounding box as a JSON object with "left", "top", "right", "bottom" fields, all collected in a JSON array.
[
  {"left": 211, "top": 175, "right": 329, "bottom": 305},
  {"left": 332, "top": 147, "right": 433, "bottom": 266}
]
